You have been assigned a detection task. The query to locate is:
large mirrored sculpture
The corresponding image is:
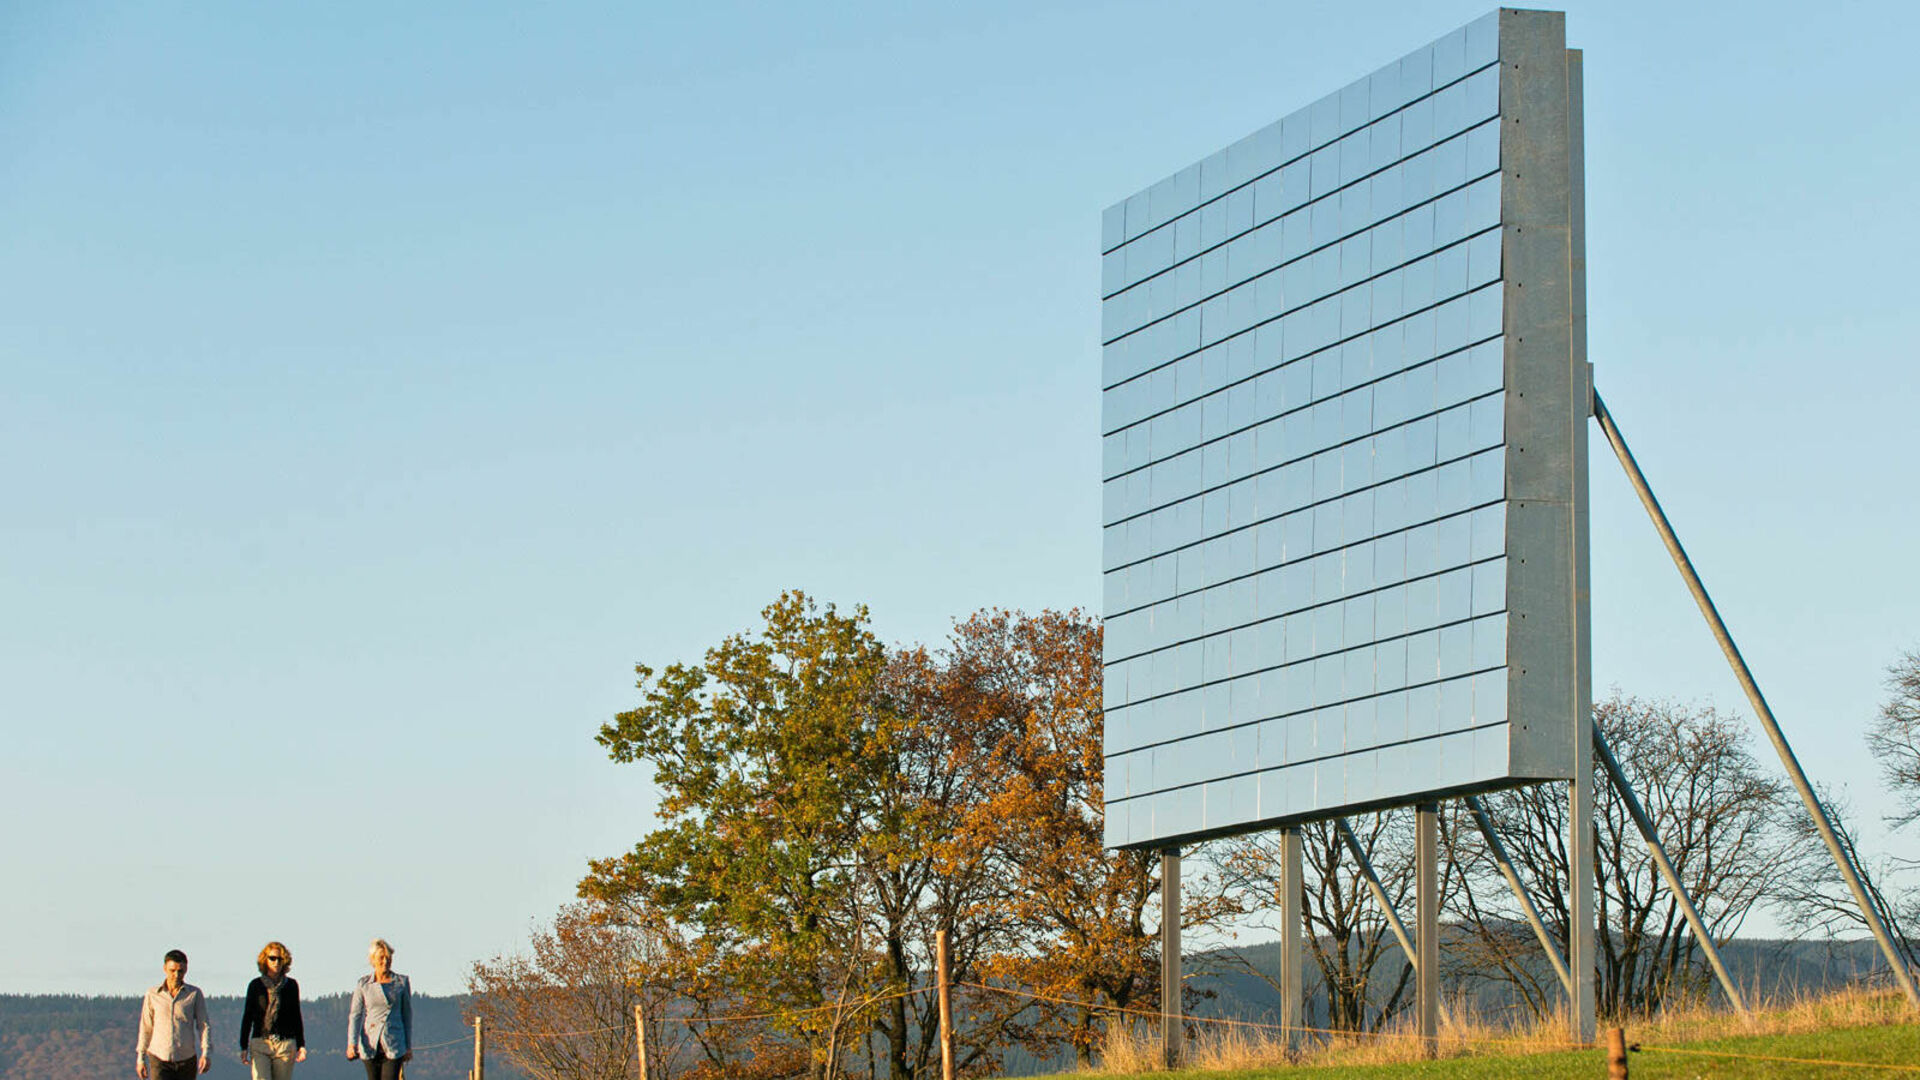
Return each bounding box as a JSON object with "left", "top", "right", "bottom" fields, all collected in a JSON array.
[{"left": 1101, "top": 9, "right": 1588, "bottom": 850}]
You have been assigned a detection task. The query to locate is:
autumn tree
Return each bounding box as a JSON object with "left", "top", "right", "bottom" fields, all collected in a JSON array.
[
  {"left": 582, "top": 593, "right": 1057, "bottom": 1080},
  {"left": 468, "top": 902, "right": 685, "bottom": 1080},
  {"left": 578, "top": 596, "right": 1249, "bottom": 1076},
  {"left": 853, "top": 641, "right": 1034, "bottom": 1080},
  {"left": 939, "top": 609, "right": 1239, "bottom": 1066}
]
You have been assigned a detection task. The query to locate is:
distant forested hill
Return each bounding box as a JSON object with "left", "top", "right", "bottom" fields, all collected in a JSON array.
[{"left": 0, "top": 993, "right": 524, "bottom": 1080}]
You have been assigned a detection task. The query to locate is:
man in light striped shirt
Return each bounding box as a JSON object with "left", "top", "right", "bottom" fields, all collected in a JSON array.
[{"left": 136, "top": 949, "right": 210, "bottom": 1078}]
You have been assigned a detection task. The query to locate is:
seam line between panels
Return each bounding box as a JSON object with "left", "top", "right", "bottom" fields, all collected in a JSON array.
[
  {"left": 1100, "top": 59, "right": 1499, "bottom": 257},
  {"left": 1102, "top": 500, "right": 1503, "bottom": 630},
  {"left": 1100, "top": 338, "right": 1500, "bottom": 497},
  {"left": 1100, "top": 170, "right": 1500, "bottom": 361},
  {"left": 1106, "top": 673, "right": 1510, "bottom": 765},
  {"left": 1101, "top": 384, "right": 1503, "bottom": 541},
  {"left": 1101, "top": 270, "right": 1498, "bottom": 446},
  {"left": 1105, "top": 607, "right": 1507, "bottom": 723},
  {"left": 1104, "top": 550, "right": 1506, "bottom": 671},
  {"left": 1100, "top": 224, "right": 1501, "bottom": 415},
  {"left": 1098, "top": 274, "right": 1497, "bottom": 447},
  {"left": 1101, "top": 446, "right": 1500, "bottom": 595},
  {"left": 1101, "top": 271, "right": 1499, "bottom": 446},
  {"left": 1103, "top": 463, "right": 1501, "bottom": 602},
  {"left": 1102, "top": 114, "right": 1499, "bottom": 305}
]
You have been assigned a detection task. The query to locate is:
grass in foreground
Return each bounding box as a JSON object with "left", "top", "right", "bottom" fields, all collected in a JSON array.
[{"left": 1085, "top": 986, "right": 1920, "bottom": 1078}]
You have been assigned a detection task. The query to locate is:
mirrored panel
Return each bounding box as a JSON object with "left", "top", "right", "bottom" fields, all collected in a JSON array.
[{"left": 1102, "top": 8, "right": 1583, "bottom": 852}]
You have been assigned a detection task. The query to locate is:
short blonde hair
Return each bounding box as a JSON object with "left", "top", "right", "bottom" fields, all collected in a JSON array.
[
  {"left": 256, "top": 941, "right": 292, "bottom": 975},
  {"left": 368, "top": 938, "right": 394, "bottom": 963}
]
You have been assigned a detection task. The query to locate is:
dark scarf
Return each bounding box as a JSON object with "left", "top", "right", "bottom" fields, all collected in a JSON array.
[{"left": 261, "top": 975, "right": 284, "bottom": 1030}]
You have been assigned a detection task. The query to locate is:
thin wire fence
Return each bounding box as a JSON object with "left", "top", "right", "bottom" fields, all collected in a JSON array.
[
  {"left": 957, "top": 978, "right": 1589, "bottom": 1051},
  {"left": 406, "top": 1033, "right": 482, "bottom": 1052},
  {"left": 491, "top": 1022, "right": 627, "bottom": 1038}
]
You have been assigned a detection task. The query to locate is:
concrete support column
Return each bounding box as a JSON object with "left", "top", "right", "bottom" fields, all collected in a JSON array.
[
  {"left": 1160, "top": 848, "right": 1181, "bottom": 1069},
  {"left": 1570, "top": 766, "right": 1597, "bottom": 1043},
  {"left": 1415, "top": 803, "right": 1440, "bottom": 1055},
  {"left": 1566, "top": 44, "right": 1599, "bottom": 1048},
  {"left": 1279, "top": 825, "right": 1304, "bottom": 1048}
]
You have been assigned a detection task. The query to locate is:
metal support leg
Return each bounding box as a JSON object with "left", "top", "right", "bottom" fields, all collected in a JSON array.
[
  {"left": 1569, "top": 754, "right": 1598, "bottom": 1043},
  {"left": 1280, "top": 826, "right": 1304, "bottom": 1049},
  {"left": 1594, "top": 730, "right": 1750, "bottom": 1017},
  {"left": 1415, "top": 803, "right": 1440, "bottom": 1054},
  {"left": 1567, "top": 48, "right": 1599, "bottom": 1048},
  {"left": 1336, "top": 818, "right": 1417, "bottom": 972},
  {"left": 1461, "top": 796, "right": 1573, "bottom": 997},
  {"left": 1160, "top": 848, "right": 1181, "bottom": 1068},
  {"left": 1339, "top": 817, "right": 1452, "bottom": 1027},
  {"left": 1593, "top": 391, "right": 1920, "bottom": 1007}
]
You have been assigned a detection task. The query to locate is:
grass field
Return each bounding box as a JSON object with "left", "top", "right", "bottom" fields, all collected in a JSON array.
[
  {"left": 1177, "top": 1024, "right": 1920, "bottom": 1078},
  {"left": 1091, "top": 987, "right": 1920, "bottom": 1079}
]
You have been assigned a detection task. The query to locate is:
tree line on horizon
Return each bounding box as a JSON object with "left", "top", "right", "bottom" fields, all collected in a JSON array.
[{"left": 464, "top": 593, "right": 1920, "bottom": 1080}]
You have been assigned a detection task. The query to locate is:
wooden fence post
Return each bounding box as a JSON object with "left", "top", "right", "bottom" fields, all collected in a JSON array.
[
  {"left": 937, "top": 930, "right": 954, "bottom": 1080},
  {"left": 471, "top": 1016, "right": 485, "bottom": 1080},
  {"left": 636, "top": 1003, "right": 650, "bottom": 1080},
  {"left": 1605, "top": 1027, "right": 1627, "bottom": 1079}
]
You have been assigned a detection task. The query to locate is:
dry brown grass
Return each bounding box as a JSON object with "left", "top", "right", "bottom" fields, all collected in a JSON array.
[
  {"left": 1084, "top": 982, "right": 1915, "bottom": 1075},
  {"left": 1092, "top": 1021, "right": 1173, "bottom": 1075},
  {"left": 1626, "top": 981, "right": 1909, "bottom": 1045},
  {"left": 1088, "top": 999, "right": 1577, "bottom": 1073}
]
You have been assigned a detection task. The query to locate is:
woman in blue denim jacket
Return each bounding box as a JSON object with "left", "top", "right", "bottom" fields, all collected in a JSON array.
[{"left": 345, "top": 939, "right": 411, "bottom": 1080}]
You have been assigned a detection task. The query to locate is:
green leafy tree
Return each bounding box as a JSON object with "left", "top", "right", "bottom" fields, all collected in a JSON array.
[{"left": 581, "top": 591, "right": 895, "bottom": 1080}]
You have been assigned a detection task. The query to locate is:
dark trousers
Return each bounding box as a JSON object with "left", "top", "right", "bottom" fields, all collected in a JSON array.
[
  {"left": 148, "top": 1056, "right": 198, "bottom": 1080},
  {"left": 362, "top": 1051, "right": 403, "bottom": 1080}
]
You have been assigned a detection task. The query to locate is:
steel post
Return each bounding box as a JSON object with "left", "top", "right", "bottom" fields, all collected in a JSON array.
[
  {"left": 1462, "top": 795, "right": 1573, "bottom": 996},
  {"left": 1160, "top": 848, "right": 1182, "bottom": 1068},
  {"left": 1594, "top": 730, "right": 1749, "bottom": 1017},
  {"left": 1339, "top": 817, "right": 1454, "bottom": 1026},
  {"left": 1565, "top": 47, "right": 1599, "bottom": 1047},
  {"left": 1415, "top": 803, "right": 1440, "bottom": 1054},
  {"left": 1280, "top": 825, "right": 1304, "bottom": 1048},
  {"left": 1336, "top": 818, "right": 1417, "bottom": 971},
  {"left": 1593, "top": 390, "right": 1920, "bottom": 1006}
]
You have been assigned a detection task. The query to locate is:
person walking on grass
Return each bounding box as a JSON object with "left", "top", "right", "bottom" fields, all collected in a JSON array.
[
  {"left": 136, "top": 949, "right": 210, "bottom": 1078},
  {"left": 346, "top": 938, "right": 412, "bottom": 1080},
  {"left": 239, "top": 940, "right": 307, "bottom": 1079}
]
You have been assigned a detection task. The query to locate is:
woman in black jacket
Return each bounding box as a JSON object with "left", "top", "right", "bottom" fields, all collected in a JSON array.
[{"left": 239, "top": 941, "right": 307, "bottom": 1079}]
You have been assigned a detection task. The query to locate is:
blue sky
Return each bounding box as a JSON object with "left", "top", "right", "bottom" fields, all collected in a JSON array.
[{"left": 3, "top": 0, "right": 1917, "bottom": 995}]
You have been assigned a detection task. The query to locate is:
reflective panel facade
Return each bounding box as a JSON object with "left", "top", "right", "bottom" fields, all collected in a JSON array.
[{"left": 1101, "top": 10, "right": 1588, "bottom": 849}]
